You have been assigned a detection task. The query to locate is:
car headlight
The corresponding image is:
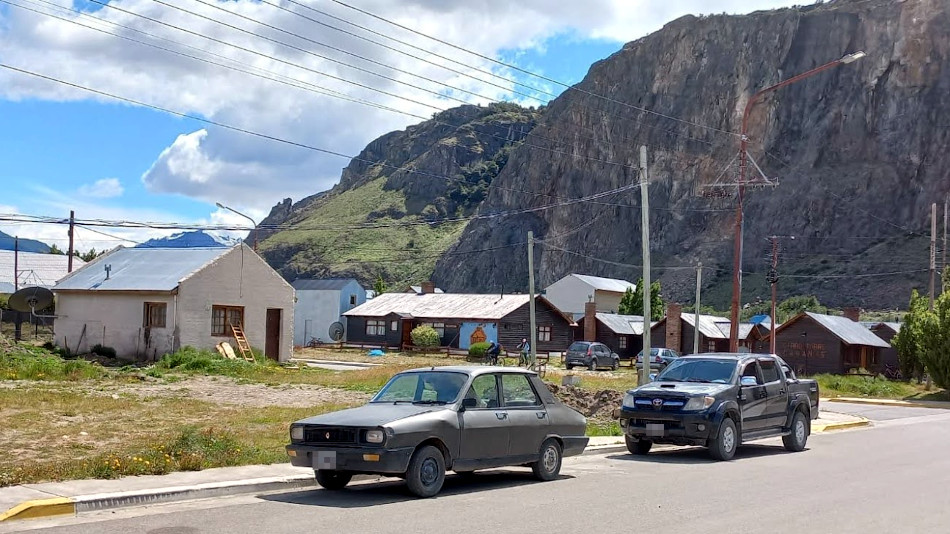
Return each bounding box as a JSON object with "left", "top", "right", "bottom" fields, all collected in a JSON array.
[
  {"left": 365, "top": 429, "right": 384, "bottom": 444},
  {"left": 684, "top": 396, "right": 716, "bottom": 411},
  {"left": 622, "top": 393, "right": 636, "bottom": 408},
  {"left": 290, "top": 426, "right": 304, "bottom": 441}
]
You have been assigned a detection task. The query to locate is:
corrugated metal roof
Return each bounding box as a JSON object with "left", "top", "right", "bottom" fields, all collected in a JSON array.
[
  {"left": 631, "top": 320, "right": 658, "bottom": 335},
  {"left": 595, "top": 313, "right": 644, "bottom": 334},
  {"left": 0, "top": 250, "right": 86, "bottom": 290},
  {"left": 806, "top": 312, "right": 890, "bottom": 347},
  {"left": 717, "top": 323, "right": 758, "bottom": 340},
  {"left": 570, "top": 274, "right": 636, "bottom": 293},
  {"left": 343, "top": 292, "right": 531, "bottom": 320},
  {"left": 861, "top": 321, "right": 901, "bottom": 334},
  {"left": 681, "top": 314, "right": 730, "bottom": 339},
  {"left": 53, "top": 246, "right": 229, "bottom": 292},
  {"left": 292, "top": 278, "right": 361, "bottom": 291},
  {"left": 407, "top": 285, "right": 444, "bottom": 294}
]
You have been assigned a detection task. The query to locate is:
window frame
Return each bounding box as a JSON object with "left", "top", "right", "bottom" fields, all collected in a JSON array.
[
  {"left": 500, "top": 373, "right": 542, "bottom": 408},
  {"left": 143, "top": 301, "right": 167, "bottom": 329},
  {"left": 758, "top": 358, "right": 781, "bottom": 384},
  {"left": 537, "top": 325, "right": 552, "bottom": 342},
  {"left": 366, "top": 319, "right": 386, "bottom": 336},
  {"left": 619, "top": 336, "right": 627, "bottom": 349},
  {"left": 211, "top": 305, "right": 244, "bottom": 337}
]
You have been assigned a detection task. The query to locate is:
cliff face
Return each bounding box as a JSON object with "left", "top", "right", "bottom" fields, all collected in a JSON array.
[{"left": 432, "top": 0, "right": 948, "bottom": 308}]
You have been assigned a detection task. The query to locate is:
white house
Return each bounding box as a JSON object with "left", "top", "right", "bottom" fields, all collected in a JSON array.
[
  {"left": 292, "top": 278, "right": 366, "bottom": 346},
  {"left": 52, "top": 244, "right": 294, "bottom": 362},
  {"left": 0, "top": 250, "right": 85, "bottom": 293},
  {"left": 543, "top": 273, "right": 636, "bottom": 319}
]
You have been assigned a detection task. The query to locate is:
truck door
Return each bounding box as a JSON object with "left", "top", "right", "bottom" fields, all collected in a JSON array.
[
  {"left": 758, "top": 358, "right": 788, "bottom": 430},
  {"left": 738, "top": 361, "right": 768, "bottom": 431}
]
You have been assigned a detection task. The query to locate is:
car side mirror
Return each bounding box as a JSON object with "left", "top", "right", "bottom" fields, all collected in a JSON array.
[
  {"left": 461, "top": 397, "right": 478, "bottom": 410},
  {"left": 740, "top": 376, "right": 758, "bottom": 387}
]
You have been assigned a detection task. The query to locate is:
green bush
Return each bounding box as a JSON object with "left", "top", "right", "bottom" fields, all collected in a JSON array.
[
  {"left": 410, "top": 325, "right": 440, "bottom": 349},
  {"left": 91, "top": 344, "right": 117, "bottom": 359},
  {"left": 468, "top": 342, "right": 491, "bottom": 358},
  {"left": 155, "top": 347, "right": 277, "bottom": 377},
  {"left": 0, "top": 345, "right": 105, "bottom": 381}
]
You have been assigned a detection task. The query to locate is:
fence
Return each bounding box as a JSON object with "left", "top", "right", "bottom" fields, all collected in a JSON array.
[{"left": 0, "top": 308, "right": 54, "bottom": 343}]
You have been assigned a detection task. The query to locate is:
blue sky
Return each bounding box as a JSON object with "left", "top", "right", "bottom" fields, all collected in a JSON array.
[{"left": 0, "top": 0, "right": 802, "bottom": 249}]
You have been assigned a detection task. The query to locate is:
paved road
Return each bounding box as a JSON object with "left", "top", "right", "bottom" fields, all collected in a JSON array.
[
  {"left": 822, "top": 400, "right": 949, "bottom": 421},
  {"left": 6, "top": 408, "right": 950, "bottom": 534}
]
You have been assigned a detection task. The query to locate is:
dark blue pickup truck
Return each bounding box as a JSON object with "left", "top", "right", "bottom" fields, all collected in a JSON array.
[{"left": 614, "top": 353, "right": 819, "bottom": 460}]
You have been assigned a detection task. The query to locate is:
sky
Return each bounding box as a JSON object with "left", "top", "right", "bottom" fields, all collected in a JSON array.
[{"left": 0, "top": 0, "right": 805, "bottom": 250}]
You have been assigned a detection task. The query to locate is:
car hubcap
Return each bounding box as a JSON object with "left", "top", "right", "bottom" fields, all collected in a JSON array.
[
  {"left": 420, "top": 458, "right": 439, "bottom": 486},
  {"left": 723, "top": 427, "right": 736, "bottom": 452},
  {"left": 796, "top": 420, "right": 806, "bottom": 443},
  {"left": 542, "top": 447, "right": 558, "bottom": 472}
]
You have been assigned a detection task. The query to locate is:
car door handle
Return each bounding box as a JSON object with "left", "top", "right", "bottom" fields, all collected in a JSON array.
[
  {"left": 536, "top": 412, "right": 547, "bottom": 419},
  {"left": 496, "top": 412, "right": 508, "bottom": 420},
  {"left": 777, "top": 389, "right": 787, "bottom": 395}
]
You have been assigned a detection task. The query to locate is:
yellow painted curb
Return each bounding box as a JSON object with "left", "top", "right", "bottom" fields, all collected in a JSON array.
[
  {"left": 0, "top": 498, "right": 75, "bottom": 522},
  {"left": 812, "top": 419, "right": 870, "bottom": 433}
]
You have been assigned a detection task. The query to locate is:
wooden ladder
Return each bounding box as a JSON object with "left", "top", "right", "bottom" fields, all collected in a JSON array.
[{"left": 230, "top": 322, "right": 255, "bottom": 362}]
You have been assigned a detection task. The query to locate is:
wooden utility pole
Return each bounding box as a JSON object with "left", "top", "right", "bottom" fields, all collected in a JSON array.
[
  {"left": 527, "top": 231, "right": 537, "bottom": 370},
  {"left": 67, "top": 210, "right": 75, "bottom": 273},
  {"left": 931, "top": 203, "right": 937, "bottom": 309},
  {"left": 639, "top": 145, "right": 652, "bottom": 385},
  {"left": 769, "top": 236, "right": 779, "bottom": 354},
  {"left": 694, "top": 263, "right": 702, "bottom": 355}
]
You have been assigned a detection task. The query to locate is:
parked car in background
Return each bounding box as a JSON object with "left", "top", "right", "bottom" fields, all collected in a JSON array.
[
  {"left": 286, "top": 366, "right": 589, "bottom": 497},
  {"left": 614, "top": 353, "right": 819, "bottom": 461},
  {"left": 565, "top": 341, "right": 620, "bottom": 371},
  {"left": 635, "top": 348, "right": 681, "bottom": 370}
]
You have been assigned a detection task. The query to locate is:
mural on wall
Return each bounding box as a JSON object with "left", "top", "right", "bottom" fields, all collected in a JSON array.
[{"left": 459, "top": 322, "right": 497, "bottom": 350}]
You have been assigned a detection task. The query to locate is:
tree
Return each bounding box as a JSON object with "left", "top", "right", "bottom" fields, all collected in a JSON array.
[
  {"left": 776, "top": 295, "right": 828, "bottom": 323},
  {"left": 373, "top": 275, "right": 388, "bottom": 296},
  {"left": 919, "top": 291, "right": 950, "bottom": 390},
  {"left": 618, "top": 278, "right": 665, "bottom": 321},
  {"left": 892, "top": 290, "right": 928, "bottom": 383},
  {"left": 79, "top": 248, "right": 101, "bottom": 262},
  {"left": 410, "top": 325, "right": 440, "bottom": 354},
  {"left": 48, "top": 244, "right": 64, "bottom": 255}
]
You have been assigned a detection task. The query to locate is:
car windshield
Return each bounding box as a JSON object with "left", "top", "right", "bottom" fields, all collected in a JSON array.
[
  {"left": 655, "top": 359, "right": 736, "bottom": 384},
  {"left": 568, "top": 342, "right": 590, "bottom": 351},
  {"left": 371, "top": 371, "right": 468, "bottom": 404},
  {"left": 637, "top": 348, "right": 660, "bottom": 357}
]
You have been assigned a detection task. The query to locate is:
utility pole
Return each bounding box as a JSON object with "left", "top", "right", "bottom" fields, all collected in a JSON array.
[
  {"left": 694, "top": 262, "right": 702, "bottom": 355},
  {"left": 13, "top": 236, "right": 19, "bottom": 292},
  {"left": 67, "top": 210, "right": 75, "bottom": 273},
  {"left": 931, "top": 203, "right": 937, "bottom": 309},
  {"left": 639, "top": 145, "right": 652, "bottom": 385},
  {"left": 943, "top": 195, "right": 947, "bottom": 293},
  {"left": 768, "top": 236, "right": 779, "bottom": 355},
  {"left": 527, "top": 231, "right": 537, "bottom": 371}
]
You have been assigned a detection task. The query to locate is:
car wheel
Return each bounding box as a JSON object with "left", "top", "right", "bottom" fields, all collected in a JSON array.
[
  {"left": 588, "top": 359, "right": 598, "bottom": 371},
  {"left": 625, "top": 435, "right": 652, "bottom": 455},
  {"left": 709, "top": 417, "right": 738, "bottom": 461},
  {"left": 314, "top": 470, "right": 352, "bottom": 490},
  {"left": 566, "top": 364, "right": 573, "bottom": 370},
  {"left": 405, "top": 445, "right": 446, "bottom": 498},
  {"left": 611, "top": 358, "right": 619, "bottom": 371},
  {"left": 531, "top": 439, "right": 562, "bottom": 481},
  {"left": 782, "top": 410, "right": 809, "bottom": 452}
]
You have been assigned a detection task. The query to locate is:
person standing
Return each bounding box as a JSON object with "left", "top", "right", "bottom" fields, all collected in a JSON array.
[{"left": 517, "top": 338, "right": 531, "bottom": 367}]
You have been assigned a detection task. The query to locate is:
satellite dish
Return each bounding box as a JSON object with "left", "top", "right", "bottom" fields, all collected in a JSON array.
[
  {"left": 328, "top": 322, "right": 345, "bottom": 342},
  {"left": 9, "top": 286, "right": 54, "bottom": 314}
]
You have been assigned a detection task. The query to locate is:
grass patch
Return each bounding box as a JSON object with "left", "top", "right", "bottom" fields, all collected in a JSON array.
[
  {"left": 814, "top": 374, "right": 947, "bottom": 400},
  {"left": 586, "top": 419, "right": 622, "bottom": 437},
  {"left": 0, "top": 344, "right": 106, "bottom": 381}
]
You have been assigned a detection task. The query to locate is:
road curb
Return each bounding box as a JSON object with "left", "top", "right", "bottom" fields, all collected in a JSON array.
[
  {"left": 584, "top": 444, "right": 626, "bottom": 455},
  {"left": 0, "top": 498, "right": 75, "bottom": 522},
  {"left": 812, "top": 418, "right": 870, "bottom": 433},
  {"left": 823, "top": 397, "right": 950, "bottom": 410}
]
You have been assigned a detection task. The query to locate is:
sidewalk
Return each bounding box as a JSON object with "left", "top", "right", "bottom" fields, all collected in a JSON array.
[
  {"left": 822, "top": 397, "right": 950, "bottom": 410},
  {"left": 0, "top": 411, "right": 865, "bottom": 523}
]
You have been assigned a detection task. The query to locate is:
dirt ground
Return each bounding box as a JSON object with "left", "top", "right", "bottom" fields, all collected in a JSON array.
[{"left": 547, "top": 383, "right": 624, "bottom": 419}]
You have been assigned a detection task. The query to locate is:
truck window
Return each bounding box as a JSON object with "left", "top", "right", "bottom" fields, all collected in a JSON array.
[
  {"left": 740, "top": 362, "right": 762, "bottom": 385},
  {"left": 759, "top": 359, "right": 781, "bottom": 383}
]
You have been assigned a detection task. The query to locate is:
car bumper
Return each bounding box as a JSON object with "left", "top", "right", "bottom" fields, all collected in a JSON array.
[
  {"left": 565, "top": 357, "right": 593, "bottom": 367},
  {"left": 286, "top": 444, "right": 414, "bottom": 474},
  {"left": 561, "top": 436, "right": 590, "bottom": 457},
  {"left": 615, "top": 408, "right": 716, "bottom": 447}
]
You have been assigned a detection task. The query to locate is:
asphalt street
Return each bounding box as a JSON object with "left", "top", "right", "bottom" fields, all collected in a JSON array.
[
  {"left": 6, "top": 406, "right": 950, "bottom": 534},
  {"left": 821, "top": 400, "right": 949, "bottom": 421}
]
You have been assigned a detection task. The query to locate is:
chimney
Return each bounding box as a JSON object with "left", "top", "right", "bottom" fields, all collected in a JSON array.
[
  {"left": 666, "top": 303, "right": 682, "bottom": 351},
  {"left": 420, "top": 281, "right": 435, "bottom": 295},
  {"left": 843, "top": 307, "right": 860, "bottom": 322},
  {"left": 584, "top": 301, "right": 597, "bottom": 342}
]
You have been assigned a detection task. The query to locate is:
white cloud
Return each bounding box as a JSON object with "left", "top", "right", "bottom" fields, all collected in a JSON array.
[
  {"left": 0, "top": 0, "right": 804, "bottom": 210},
  {"left": 78, "top": 177, "right": 124, "bottom": 198}
]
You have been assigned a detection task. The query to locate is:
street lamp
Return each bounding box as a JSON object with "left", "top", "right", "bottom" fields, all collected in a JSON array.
[
  {"left": 728, "top": 50, "right": 866, "bottom": 352},
  {"left": 215, "top": 202, "right": 258, "bottom": 251}
]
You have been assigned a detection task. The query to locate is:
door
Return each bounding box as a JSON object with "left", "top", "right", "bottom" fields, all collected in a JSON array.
[
  {"left": 737, "top": 361, "right": 769, "bottom": 431},
  {"left": 265, "top": 308, "right": 281, "bottom": 360},
  {"left": 758, "top": 358, "right": 788, "bottom": 429},
  {"left": 401, "top": 319, "right": 413, "bottom": 348},
  {"left": 459, "top": 374, "right": 509, "bottom": 460},
  {"left": 500, "top": 373, "right": 549, "bottom": 457}
]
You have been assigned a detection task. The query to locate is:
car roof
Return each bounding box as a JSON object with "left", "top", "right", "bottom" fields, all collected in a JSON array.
[
  {"left": 679, "top": 352, "right": 778, "bottom": 362},
  {"left": 399, "top": 365, "right": 536, "bottom": 376}
]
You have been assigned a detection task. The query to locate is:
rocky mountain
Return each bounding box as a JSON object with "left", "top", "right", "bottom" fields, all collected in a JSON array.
[
  {"left": 255, "top": 103, "right": 541, "bottom": 284},
  {"left": 0, "top": 231, "right": 50, "bottom": 253},
  {"left": 431, "top": 0, "right": 948, "bottom": 309},
  {"left": 137, "top": 231, "right": 238, "bottom": 248}
]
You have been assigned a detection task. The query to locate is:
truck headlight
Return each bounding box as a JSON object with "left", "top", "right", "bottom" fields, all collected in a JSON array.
[
  {"left": 622, "top": 393, "right": 636, "bottom": 408},
  {"left": 290, "top": 426, "right": 304, "bottom": 441},
  {"left": 684, "top": 396, "right": 715, "bottom": 411},
  {"left": 365, "top": 429, "right": 384, "bottom": 443}
]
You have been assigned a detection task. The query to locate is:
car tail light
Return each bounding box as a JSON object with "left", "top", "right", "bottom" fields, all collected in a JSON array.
[{"left": 655, "top": 355, "right": 662, "bottom": 363}]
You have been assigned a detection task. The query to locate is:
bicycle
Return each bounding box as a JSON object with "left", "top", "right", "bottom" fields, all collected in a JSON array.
[{"left": 883, "top": 363, "right": 903, "bottom": 380}]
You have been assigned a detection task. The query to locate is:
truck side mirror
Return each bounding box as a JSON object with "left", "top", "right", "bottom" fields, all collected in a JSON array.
[
  {"left": 460, "top": 397, "right": 478, "bottom": 411},
  {"left": 740, "top": 376, "right": 758, "bottom": 387}
]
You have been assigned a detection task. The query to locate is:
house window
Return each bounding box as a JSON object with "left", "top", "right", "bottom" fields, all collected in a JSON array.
[
  {"left": 349, "top": 294, "right": 357, "bottom": 306},
  {"left": 423, "top": 322, "right": 445, "bottom": 338},
  {"left": 366, "top": 320, "right": 386, "bottom": 336},
  {"left": 619, "top": 337, "right": 627, "bottom": 349},
  {"left": 708, "top": 341, "right": 716, "bottom": 351},
  {"left": 538, "top": 325, "right": 551, "bottom": 342},
  {"left": 391, "top": 321, "right": 398, "bottom": 331},
  {"left": 212, "top": 306, "right": 244, "bottom": 336},
  {"left": 143, "top": 302, "right": 167, "bottom": 328}
]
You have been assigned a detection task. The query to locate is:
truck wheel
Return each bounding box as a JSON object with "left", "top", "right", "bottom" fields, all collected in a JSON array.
[
  {"left": 405, "top": 445, "right": 445, "bottom": 498},
  {"left": 588, "top": 359, "right": 598, "bottom": 371},
  {"left": 709, "top": 417, "right": 738, "bottom": 461},
  {"left": 625, "top": 436, "right": 652, "bottom": 455},
  {"left": 532, "top": 439, "right": 562, "bottom": 481},
  {"left": 314, "top": 470, "right": 352, "bottom": 490},
  {"left": 783, "top": 410, "right": 809, "bottom": 452}
]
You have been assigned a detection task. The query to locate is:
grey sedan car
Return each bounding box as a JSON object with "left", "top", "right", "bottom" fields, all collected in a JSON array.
[{"left": 286, "top": 366, "right": 589, "bottom": 497}]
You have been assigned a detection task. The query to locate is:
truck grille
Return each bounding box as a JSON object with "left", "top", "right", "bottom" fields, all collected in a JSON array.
[
  {"left": 634, "top": 397, "right": 687, "bottom": 411},
  {"left": 302, "top": 427, "right": 358, "bottom": 445}
]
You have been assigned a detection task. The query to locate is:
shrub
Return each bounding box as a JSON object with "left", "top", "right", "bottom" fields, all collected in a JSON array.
[
  {"left": 91, "top": 344, "right": 117, "bottom": 359},
  {"left": 468, "top": 342, "right": 491, "bottom": 358},
  {"left": 410, "top": 325, "right": 440, "bottom": 350},
  {"left": 0, "top": 345, "right": 105, "bottom": 381}
]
